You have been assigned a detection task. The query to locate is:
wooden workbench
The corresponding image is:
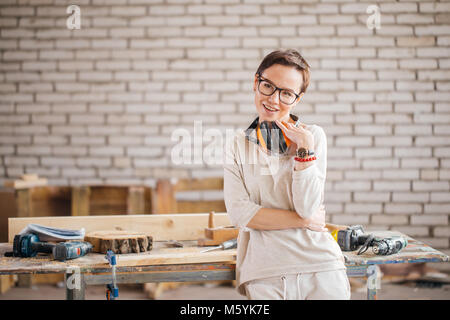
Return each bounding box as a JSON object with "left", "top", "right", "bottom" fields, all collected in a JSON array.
[{"left": 0, "top": 214, "right": 448, "bottom": 300}]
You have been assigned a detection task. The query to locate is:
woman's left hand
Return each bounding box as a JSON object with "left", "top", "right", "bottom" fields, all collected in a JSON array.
[{"left": 275, "top": 119, "right": 314, "bottom": 150}]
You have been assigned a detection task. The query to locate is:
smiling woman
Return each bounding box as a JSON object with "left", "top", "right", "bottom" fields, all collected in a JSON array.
[{"left": 223, "top": 49, "right": 351, "bottom": 300}]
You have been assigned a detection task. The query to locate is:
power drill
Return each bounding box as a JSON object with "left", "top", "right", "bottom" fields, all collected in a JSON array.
[
  {"left": 5, "top": 233, "right": 93, "bottom": 261},
  {"left": 332, "top": 225, "right": 408, "bottom": 256}
]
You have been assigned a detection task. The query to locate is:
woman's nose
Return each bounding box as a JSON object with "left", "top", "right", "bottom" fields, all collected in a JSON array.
[{"left": 268, "top": 89, "right": 280, "bottom": 104}]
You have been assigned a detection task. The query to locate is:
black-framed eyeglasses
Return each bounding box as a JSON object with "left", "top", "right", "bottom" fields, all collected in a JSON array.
[{"left": 256, "top": 74, "right": 302, "bottom": 105}]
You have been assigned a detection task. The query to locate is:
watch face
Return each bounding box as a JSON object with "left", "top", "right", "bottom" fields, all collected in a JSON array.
[{"left": 297, "top": 148, "right": 307, "bottom": 158}]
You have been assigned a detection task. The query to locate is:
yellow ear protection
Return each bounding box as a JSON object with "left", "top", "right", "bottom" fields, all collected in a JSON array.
[{"left": 256, "top": 118, "right": 299, "bottom": 155}]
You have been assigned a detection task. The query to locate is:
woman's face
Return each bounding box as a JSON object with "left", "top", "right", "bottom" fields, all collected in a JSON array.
[{"left": 253, "top": 64, "right": 304, "bottom": 123}]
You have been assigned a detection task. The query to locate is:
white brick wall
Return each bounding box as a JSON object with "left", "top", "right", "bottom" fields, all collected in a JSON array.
[{"left": 0, "top": 1, "right": 449, "bottom": 258}]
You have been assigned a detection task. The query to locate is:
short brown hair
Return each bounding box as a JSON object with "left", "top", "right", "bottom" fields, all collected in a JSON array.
[{"left": 255, "top": 49, "right": 310, "bottom": 94}]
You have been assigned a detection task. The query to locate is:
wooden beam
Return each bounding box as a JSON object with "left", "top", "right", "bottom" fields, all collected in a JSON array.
[
  {"left": 71, "top": 186, "right": 90, "bottom": 216},
  {"left": 8, "top": 213, "right": 232, "bottom": 243},
  {"left": 174, "top": 177, "right": 223, "bottom": 192},
  {"left": 153, "top": 179, "right": 177, "bottom": 214},
  {"left": 127, "top": 186, "right": 146, "bottom": 214},
  {"left": 16, "top": 189, "right": 32, "bottom": 217}
]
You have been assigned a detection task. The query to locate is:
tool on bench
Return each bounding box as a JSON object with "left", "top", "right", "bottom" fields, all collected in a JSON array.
[
  {"left": 5, "top": 233, "right": 92, "bottom": 261},
  {"left": 331, "top": 225, "right": 408, "bottom": 256},
  {"left": 201, "top": 238, "right": 237, "bottom": 253},
  {"left": 105, "top": 250, "right": 119, "bottom": 300},
  {"left": 198, "top": 211, "right": 239, "bottom": 246},
  {"left": 164, "top": 240, "right": 184, "bottom": 248}
]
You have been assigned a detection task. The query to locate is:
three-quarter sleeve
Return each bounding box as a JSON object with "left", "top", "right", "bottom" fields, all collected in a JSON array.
[
  {"left": 223, "top": 135, "right": 262, "bottom": 229},
  {"left": 291, "top": 125, "right": 327, "bottom": 220}
]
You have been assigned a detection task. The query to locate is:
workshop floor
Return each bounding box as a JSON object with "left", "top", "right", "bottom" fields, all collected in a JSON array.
[{"left": 1, "top": 280, "right": 449, "bottom": 300}]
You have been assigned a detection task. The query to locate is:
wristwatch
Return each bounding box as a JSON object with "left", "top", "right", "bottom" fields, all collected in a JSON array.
[{"left": 296, "top": 147, "right": 314, "bottom": 158}]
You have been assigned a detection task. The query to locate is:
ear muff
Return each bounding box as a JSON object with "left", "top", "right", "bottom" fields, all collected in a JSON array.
[{"left": 256, "top": 121, "right": 294, "bottom": 154}]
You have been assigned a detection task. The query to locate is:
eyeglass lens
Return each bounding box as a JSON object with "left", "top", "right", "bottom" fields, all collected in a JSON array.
[{"left": 258, "top": 80, "right": 297, "bottom": 105}]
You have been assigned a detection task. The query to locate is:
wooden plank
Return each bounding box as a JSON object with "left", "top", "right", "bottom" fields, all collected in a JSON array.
[
  {"left": 31, "top": 186, "right": 72, "bottom": 217},
  {"left": 72, "top": 247, "right": 236, "bottom": 268},
  {"left": 177, "top": 200, "right": 226, "bottom": 214},
  {"left": 153, "top": 179, "right": 177, "bottom": 214},
  {"left": 16, "top": 189, "right": 32, "bottom": 217},
  {"left": 174, "top": 177, "right": 223, "bottom": 192},
  {"left": 8, "top": 213, "right": 232, "bottom": 243},
  {"left": 0, "top": 242, "right": 236, "bottom": 274},
  {"left": 71, "top": 186, "right": 90, "bottom": 216},
  {"left": 4, "top": 178, "right": 48, "bottom": 189},
  {"left": 0, "top": 190, "right": 17, "bottom": 243},
  {"left": 0, "top": 275, "right": 14, "bottom": 294},
  {"left": 127, "top": 186, "right": 146, "bottom": 214}
]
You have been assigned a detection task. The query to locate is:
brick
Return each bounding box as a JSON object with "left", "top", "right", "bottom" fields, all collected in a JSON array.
[
  {"left": 382, "top": 169, "right": 420, "bottom": 180},
  {"left": 355, "top": 192, "right": 390, "bottom": 202},
  {"left": 375, "top": 136, "right": 412, "bottom": 146},
  {"left": 434, "top": 147, "right": 450, "bottom": 158},
  {"left": 302, "top": 4, "right": 338, "bottom": 14},
  {"left": 357, "top": 37, "right": 395, "bottom": 47},
  {"left": 416, "top": 136, "right": 450, "bottom": 146},
  {"left": 377, "top": 26, "right": 414, "bottom": 36},
  {"left": 424, "top": 204, "right": 450, "bottom": 215},
  {"left": 374, "top": 181, "right": 411, "bottom": 191},
  {"left": 345, "top": 203, "right": 382, "bottom": 214},
  {"left": 437, "top": 36, "right": 450, "bottom": 47},
  {"left": 385, "top": 203, "right": 422, "bottom": 215},
  {"left": 354, "top": 103, "right": 392, "bottom": 113},
  {"left": 394, "top": 103, "right": 432, "bottom": 113},
  {"left": 205, "top": 15, "right": 240, "bottom": 25},
  {"left": 337, "top": 92, "right": 373, "bottom": 102},
  {"left": 419, "top": 3, "right": 450, "bottom": 13},
  {"left": 395, "top": 227, "right": 430, "bottom": 237},
  {"left": 396, "top": 81, "right": 434, "bottom": 91},
  {"left": 416, "top": 26, "right": 450, "bottom": 36},
  {"left": 372, "top": 215, "right": 409, "bottom": 226},
  {"left": 413, "top": 181, "right": 449, "bottom": 192},
  {"left": 76, "top": 158, "right": 111, "bottom": 167},
  {"left": 419, "top": 48, "right": 450, "bottom": 60},
  {"left": 242, "top": 16, "right": 278, "bottom": 26},
  {"left": 225, "top": 5, "right": 261, "bottom": 15},
  {"left": 357, "top": 81, "right": 394, "bottom": 91},
  {"left": 4, "top": 156, "right": 39, "bottom": 166},
  {"left": 345, "top": 170, "right": 382, "bottom": 181},
  {"left": 379, "top": 48, "right": 415, "bottom": 59},
  {"left": 378, "top": 70, "right": 415, "bottom": 80},
  {"left": 421, "top": 169, "right": 439, "bottom": 180},
  {"left": 354, "top": 148, "right": 391, "bottom": 159},
  {"left": 279, "top": 15, "right": 317, "bottom": 25},
  {"left": 394, "top": 125, "right": 432, "bottom": 135},
  {"left": 434, "top": 227, "right": 450, "bottom": 238},
  {"left": 362, "top": 159, "right": 400, "bottom": 169},
  {"left": 361, "top": 59, "right": 397, "bottom": 69},
  {"left": 374, "top": 114, "right": 412, "bottom": 124},
  {"left": 397, "top": 36, "right": 435, "bottom": 47},
  {"left": 334, "top": 181, "right": 371, "bottom": 192},
  {"left": 331, "top": 214, "right": 369, "bottom": 226},
  {"left": 416, "top": 92, "right": 450, "bottom": 102},
  {"left": 337, "top": 26, "right": 372, "bottom": 36}
]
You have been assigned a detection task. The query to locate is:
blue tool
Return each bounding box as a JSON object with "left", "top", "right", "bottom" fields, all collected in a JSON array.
[
  {"left": 5, "top": 233, "right": 92, "bottom": 261},
  {"left": 105, "top": 250, "right": 119, "bottom": 300}
]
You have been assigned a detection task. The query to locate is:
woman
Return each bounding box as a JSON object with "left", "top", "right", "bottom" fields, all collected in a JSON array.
[{"left": 223, "top": 49, "right": 350, "bottom": 300}]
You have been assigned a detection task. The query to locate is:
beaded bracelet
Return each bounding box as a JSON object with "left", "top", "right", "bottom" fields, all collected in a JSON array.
[{"left": 294, "top": 156, "right": 316, "bottom": 162}]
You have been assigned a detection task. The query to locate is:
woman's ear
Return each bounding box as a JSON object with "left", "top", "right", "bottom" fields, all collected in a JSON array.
[{"left": 253, "top": 75, "right": 258, "bottom": 92}]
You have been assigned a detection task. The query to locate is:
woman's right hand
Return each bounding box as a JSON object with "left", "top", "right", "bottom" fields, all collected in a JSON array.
[{"left": 304, "top": 205, "right": 328, "bottom": 232}]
